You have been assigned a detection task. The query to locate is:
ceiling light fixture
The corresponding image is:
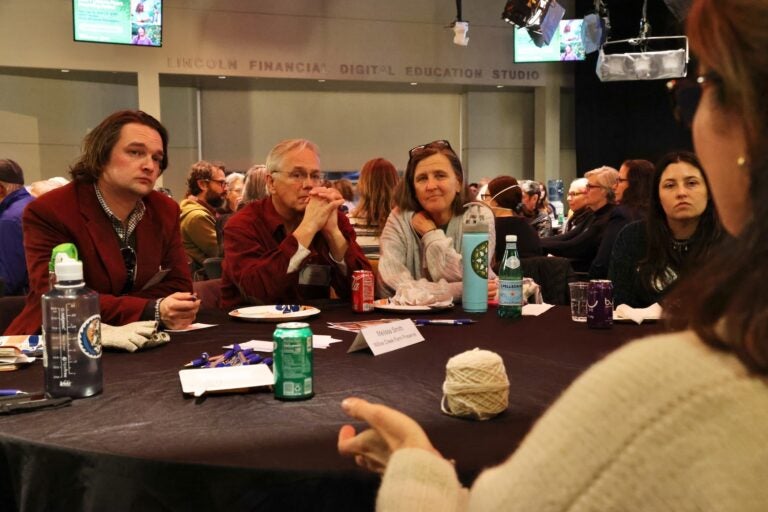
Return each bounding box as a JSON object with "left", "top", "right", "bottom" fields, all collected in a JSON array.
[
  {"left": 595, "top": 0, "right": 688, "bottom": 82},
  {"left": 502, "top": 0, "right": 565, "bottom": 47}
]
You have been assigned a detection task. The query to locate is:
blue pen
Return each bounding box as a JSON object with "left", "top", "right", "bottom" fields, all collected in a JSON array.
[
  {"left": 414, "top": 319, "right": 476, "bottom": 326},
  {"left": 0, "top": 389, "right": 28, "bottom": 396}
]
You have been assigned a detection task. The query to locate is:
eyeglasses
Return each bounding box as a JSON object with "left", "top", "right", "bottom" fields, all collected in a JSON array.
[
  {"left": 481, "top": 193, "right": 492, "bottom": 200},
  {"left": 120, "top": 246, "right": 136, "bottom": 295},
  {"left": 615, "top": 177, "right": 629, "bottom": 184},
  {"left": 271, "top": 170, "right": 325, "bottom": 184},
  {"left": 567, "top": 191, "right": 585, "bottom": 197},
  {"left": 205, "top": 178, "right": 227, "bottom": 187},
  {"left": 670, "top": 71, "right": 722, "bottom": 127},
  {"left": 408, "top": 140, "right": 454, "bottom": 159},
  {"left": 585, "top": 184, "right": 603, "bottom": 191}
]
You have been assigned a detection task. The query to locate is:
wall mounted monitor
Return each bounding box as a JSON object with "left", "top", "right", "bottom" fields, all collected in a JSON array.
[
  {"left": 73, "top": 0, "right": 163, "bottom": 47},
  {"left": 513, "top": 19, "right": 585, "bottom": 63}
]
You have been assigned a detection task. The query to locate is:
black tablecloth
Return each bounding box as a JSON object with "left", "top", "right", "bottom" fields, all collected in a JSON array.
[{"left": 0, "top": 304, "right": 662, "bottom": 511}]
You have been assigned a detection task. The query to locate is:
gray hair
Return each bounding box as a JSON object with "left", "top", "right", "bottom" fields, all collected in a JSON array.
[
  {"left": 584, "top": 166, "right": 619, "bottom": 203},
  {"left": 225, "top": 172, "right": 244, "bottom": 187},
  {"left": 265, "top": 139, "right": 320, "bottom": 174},
  {"left": 241, "top": 164, "right": 269, "bottom": 206}
]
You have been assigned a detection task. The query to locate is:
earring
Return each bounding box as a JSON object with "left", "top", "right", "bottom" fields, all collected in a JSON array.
[{"left": 737, "top": 156, "right": 746, "bottom": 167}]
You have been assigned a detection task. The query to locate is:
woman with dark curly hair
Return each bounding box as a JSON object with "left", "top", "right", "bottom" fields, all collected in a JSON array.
[{"left": 609, "top": 152, "right": 723, "bottom": 307}]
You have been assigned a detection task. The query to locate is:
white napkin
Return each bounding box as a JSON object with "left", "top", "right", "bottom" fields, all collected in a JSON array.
[
  {"left": 392, "top": 279, "right": 453, "bottom": 307},
  {"left": 615, "top": 303, "right": 663, "bottom": 324}
]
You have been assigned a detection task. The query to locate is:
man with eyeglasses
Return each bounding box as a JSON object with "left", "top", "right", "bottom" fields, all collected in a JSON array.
[
  {"left": 179, "top": 160, "right": 227, "bottom": 275},
  {"left": 221, "top": 139, "right": 371, "bottom": 307},
  {"left": 5, "top": 110, "right": 199, "bottom": 335}
]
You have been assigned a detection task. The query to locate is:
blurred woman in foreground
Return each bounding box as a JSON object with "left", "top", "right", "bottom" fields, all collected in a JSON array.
[{"left": 337, "top": 1, "right": 768, "bottom": 509}]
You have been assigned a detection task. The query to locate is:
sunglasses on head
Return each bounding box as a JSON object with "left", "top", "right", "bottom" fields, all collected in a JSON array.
[
  {"left": 671, "top": 71, "right": 722, "bottom": 127},
  {"left": 408, "top": 140, "right": 454, "bottom": 159}
]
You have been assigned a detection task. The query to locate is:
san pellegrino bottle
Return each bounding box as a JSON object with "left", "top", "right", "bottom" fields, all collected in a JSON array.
[
  {"left": 42, "top": 254, "right": 103, "bottom": 398},
  {"left": 498, "top": 235, "right": 523, "bottom": 319}
]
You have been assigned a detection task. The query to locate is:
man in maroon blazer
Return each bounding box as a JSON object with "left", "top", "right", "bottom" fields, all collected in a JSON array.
[
  {"left": 5, "top": 110, "right": 200, "bottom": 335},
  {"left": 221, "top": 139, "right": 371, "bottom": 308}
]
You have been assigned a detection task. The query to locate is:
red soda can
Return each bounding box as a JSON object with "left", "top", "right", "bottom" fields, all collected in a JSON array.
[
  {"left": 351, "top": 270, "right": 375, "bottom": 313},
  {"left": 587, "top": 279, "right": 613, "bottom": 329}
]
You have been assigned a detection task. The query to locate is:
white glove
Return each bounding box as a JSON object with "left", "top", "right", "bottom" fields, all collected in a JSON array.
[{"left": 101, "top": 321, "right": 170, "bottom": 352}]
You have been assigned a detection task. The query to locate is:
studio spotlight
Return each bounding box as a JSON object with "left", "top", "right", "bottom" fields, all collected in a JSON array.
[
  {"left": 596, "top": 36, "right": 688, "bottom": 81},
  {"left": 502, "top": 0, "right": 565, "bottom": 47}
]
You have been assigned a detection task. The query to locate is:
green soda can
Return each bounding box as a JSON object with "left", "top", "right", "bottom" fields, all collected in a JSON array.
[{"left": 272, "top": 322, "right": 314, "bottom": 400}]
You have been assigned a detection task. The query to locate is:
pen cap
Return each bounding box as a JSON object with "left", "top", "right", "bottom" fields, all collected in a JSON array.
[
  {"left": 54, "top": 254, "right": 83, "bottom": 282},
  {"left": 49, "top": 243, "right": 79, "bottom": 272}
]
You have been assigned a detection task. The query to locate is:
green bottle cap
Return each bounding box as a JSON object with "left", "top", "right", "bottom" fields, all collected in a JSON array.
[{"left": 49, "top": 243, "right": 79, "bottom": 272}]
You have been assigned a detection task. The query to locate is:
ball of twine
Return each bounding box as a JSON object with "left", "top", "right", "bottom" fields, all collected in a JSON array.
[{"left": 441, "top": 348, "right": 509, "bottom": 421}]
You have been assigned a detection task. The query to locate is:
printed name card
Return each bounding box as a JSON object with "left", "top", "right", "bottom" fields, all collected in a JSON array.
[{"left": 347, "top": 319, "right": 424, "bottom": 356}]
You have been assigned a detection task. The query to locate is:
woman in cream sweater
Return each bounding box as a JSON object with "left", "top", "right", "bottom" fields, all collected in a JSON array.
[{"left": 338, "top": 1, "right": 768, "bottom": 510}]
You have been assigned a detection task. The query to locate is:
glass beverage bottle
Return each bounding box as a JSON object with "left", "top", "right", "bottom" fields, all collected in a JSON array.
[{"left": 498, "top": 235, "right": 523, "bottom": 319}]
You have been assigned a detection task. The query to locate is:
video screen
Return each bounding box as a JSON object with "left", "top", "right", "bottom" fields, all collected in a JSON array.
[
  {"left": 513, "top": 19, "right": 585, "bottom": 63},
  {"left": 73, "top": 0, "right": 163, "bottom": 47}
]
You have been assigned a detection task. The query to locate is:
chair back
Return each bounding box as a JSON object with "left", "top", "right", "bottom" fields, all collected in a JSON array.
[
  {"left": 203, "top": 257, "right": 224, "bottom": 280},
  {"left": 193, "top": 278, "right": 222, "bottom": 310},
  {"left": 0, "top": 296, "right": 27, "bottom": 334},
  {"left": 520, "top": 256, "right": 576, "bottom": 306}
]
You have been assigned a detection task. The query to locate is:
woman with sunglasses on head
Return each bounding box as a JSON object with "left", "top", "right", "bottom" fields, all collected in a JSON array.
[
  {"left": 588, "top": 159, "right": 656, "bottom": 278},
  {"left": 609, "top": 152, "right": 723, "bottom": 308},
  {"left": 482, "top": 175, "right": 542, "bottom": 273},
  {"left": 539, "top": 166, "right": 618, "bottom": 274},
  {"left": 339, "top": 8, "right": 768, "bottom": 502},
  {"left": 377, "top": 140, "right": 497, "bottom": 302}
]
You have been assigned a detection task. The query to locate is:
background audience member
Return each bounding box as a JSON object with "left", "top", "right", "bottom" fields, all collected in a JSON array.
[
  {"left": 337, "top": 4, "right": 768, "bottom": 507},
  {"left": 28, "top": 176, "right": 69, "bottom": 198},
  {"left": 225, "top": 172, "right": 245, "bottom": 213},
  {"left": 377, "top": 140, "right": 496, "bottom": 302},
  {"left": 221, "top": 139, "right": 370, "bottom": 308},
  {"left": 482, "top": 175, "right": 542, "bottom": 272},
  {"left": 540, "top": 166, "right": 618, "bottom": 274},
  {"left": 6, "top": 110, "right": 198, "bottom": 335},
  {"left": 589, "top": 158, "right": 655, "bottom": 278},
  {"left": 240, "top": 164, "right": 268, "bottom": 207},
  {"left": 520, "top": 180, "right": 552, "bottom": 237},
  {"left": 179, "top": 161, "right": 226, "bottom": 276},
  {"left": 563, "top": 177, "right": 590, "bottom": 232},
  {"left": 333, "top": 178, "right": 356, "bottom": 214},
  {"left": 610, "top": 151, "right": 723, "bottom": 307},
  {"left": 0, "top": 159, "right": 34, "bottom": 296},
  {"left": 349, "top": 157, "right": 399, "bottom": 259}
]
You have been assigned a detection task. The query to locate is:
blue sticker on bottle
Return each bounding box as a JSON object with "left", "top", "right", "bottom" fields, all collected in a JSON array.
[{"left": 78, "top": 315, "right": 102, "bottom": 359}]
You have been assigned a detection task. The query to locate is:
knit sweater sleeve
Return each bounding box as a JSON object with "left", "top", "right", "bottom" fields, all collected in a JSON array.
[{"left": 376, "top": 332, "right": 768, "bottom": 511}]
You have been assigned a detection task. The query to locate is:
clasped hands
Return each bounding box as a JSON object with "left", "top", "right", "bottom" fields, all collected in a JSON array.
[{"left": 337, "top": 397, "right": 442, "bottom": 475}]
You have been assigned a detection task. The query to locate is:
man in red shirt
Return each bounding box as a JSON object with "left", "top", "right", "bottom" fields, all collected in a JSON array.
[{"left": 221, "top": 139, "right": 371, "bottom": 308}]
